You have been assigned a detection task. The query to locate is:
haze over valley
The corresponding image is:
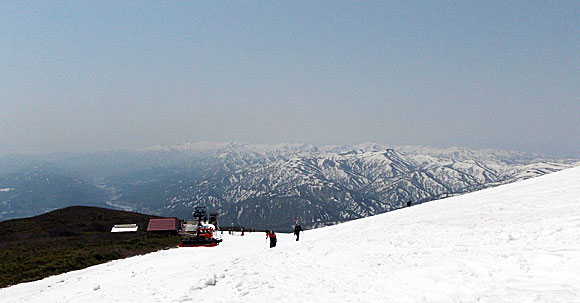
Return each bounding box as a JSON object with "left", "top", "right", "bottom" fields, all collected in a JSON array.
[{"left": 1, "top": 142, "right": 577, "bottom": 229}]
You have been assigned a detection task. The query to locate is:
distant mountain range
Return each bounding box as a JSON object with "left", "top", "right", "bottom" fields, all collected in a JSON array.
[{"left": 1, "top": 142, "right": 577, "bottom": 230}]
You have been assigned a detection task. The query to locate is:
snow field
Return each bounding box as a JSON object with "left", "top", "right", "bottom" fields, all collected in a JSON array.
[{"left": 2, "top": 166, "right": 580, "bottom": 302}]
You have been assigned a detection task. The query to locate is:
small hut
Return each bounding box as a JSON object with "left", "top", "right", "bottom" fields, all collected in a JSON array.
[
  {"left": 146, "top": 218, "right": 181, "bottom": 235},
  {"left": 111, "top": 224, "right": 138, "bottom": 233}
]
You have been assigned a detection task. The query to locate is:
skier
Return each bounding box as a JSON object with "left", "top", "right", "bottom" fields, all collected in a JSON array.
[
  {"left": 266, "top": 230, "right": 277, "bottom": 248},
  {"left": 293, "top": 224, "right": 303, "bottom": 241}
]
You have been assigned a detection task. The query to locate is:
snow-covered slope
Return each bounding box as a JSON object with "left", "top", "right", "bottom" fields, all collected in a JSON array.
[
  {"left": 102, "top": 143, "right": 577, "bottom": 229},
  {"left": 3, "top": 166, "right": 580, "bottom": 302}
]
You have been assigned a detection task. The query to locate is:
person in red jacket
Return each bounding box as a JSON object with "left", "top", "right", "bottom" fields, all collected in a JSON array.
[{"left": 266, "top": 230, "right": 277, "bottom": 248}]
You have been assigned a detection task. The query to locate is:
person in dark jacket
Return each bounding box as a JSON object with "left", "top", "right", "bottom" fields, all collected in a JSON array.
[
  {"left": 266, "top": 230, "right": 277, "bottom": 248},
  {"left": 293, "top": 224, "right": 303, "bottom": 241}
]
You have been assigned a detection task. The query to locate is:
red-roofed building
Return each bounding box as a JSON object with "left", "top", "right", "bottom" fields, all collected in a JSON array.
[{"left": 147, "top": 218, "right": 181, "bottom": 234}]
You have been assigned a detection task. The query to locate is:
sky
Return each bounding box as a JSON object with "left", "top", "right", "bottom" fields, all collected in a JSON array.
[{"left": 1, "top": 1, "right": 578, "bottom": 157}]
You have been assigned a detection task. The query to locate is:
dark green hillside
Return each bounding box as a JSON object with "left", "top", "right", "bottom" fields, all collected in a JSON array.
[{"left": 0, "top": 206, "right": 181, "bottom": 288}]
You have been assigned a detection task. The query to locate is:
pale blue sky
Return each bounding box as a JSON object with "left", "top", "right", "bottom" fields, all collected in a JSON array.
[{"left": 1, "top": 1, "right": 578, "bottom": 157}]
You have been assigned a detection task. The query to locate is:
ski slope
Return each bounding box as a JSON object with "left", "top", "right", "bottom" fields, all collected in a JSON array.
[{"left": 2, "top": 166, "right": 580, "bottom": 302}]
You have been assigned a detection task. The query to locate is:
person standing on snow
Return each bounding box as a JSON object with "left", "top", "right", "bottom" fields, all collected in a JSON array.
[
  {"left": 293, "top": 224, "right": 303, "bottom": 241},
  {"left": 266, "top": 230, "right": 277, "bottom": 248}
]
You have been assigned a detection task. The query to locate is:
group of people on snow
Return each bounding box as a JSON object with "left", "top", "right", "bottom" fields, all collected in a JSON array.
[{"left": 265, "top": 223, "right": 303, "bottom": 248}]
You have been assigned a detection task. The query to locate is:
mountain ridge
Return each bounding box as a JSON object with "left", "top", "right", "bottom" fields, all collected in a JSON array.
[
  {"left": 1, "top": 142, "right": 578, "bottom": 228},
  {"left": 3, "top": 166, "right": 579, "bottom": 302}
]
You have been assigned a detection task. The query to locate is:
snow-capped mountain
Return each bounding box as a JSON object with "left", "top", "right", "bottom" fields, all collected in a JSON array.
[
  {"left": 3, "top": 165, "right": 579, "bottom": 302},
  {"left": 0, "top": 142, "right": 577, "bottom": 225},
  {"left": 95, "top": 142, "right": 577, "bottom": 229}
]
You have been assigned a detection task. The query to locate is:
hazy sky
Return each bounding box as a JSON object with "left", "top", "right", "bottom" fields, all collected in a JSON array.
[{"left": 1, "top": 1, "right": 578, "bottom": 157}]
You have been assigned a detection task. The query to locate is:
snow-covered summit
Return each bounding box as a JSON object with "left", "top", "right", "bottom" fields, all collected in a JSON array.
[
  {"left": 2, "top": 166, "right": 579, "bottom": 302},
  {"left": 2, "top": 141, "right": 577, "bottom": 225}
]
